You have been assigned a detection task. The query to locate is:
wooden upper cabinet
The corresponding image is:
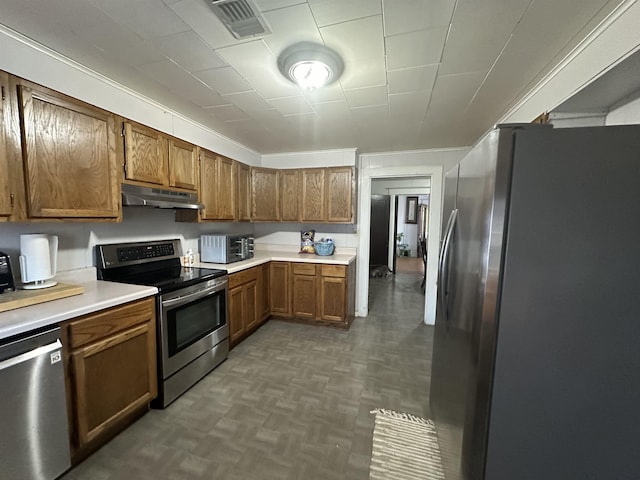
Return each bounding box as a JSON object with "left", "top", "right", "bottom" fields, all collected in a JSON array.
[
  {"left": 217, "top": 155, "right": 237, "bottom": 220},
  {"left": 279, "top": 169, "right": 299, "bottom": 222},
  {"left": 326, "top": 167, "right": 355, "bottom": 223},
  {"left": 123, "top": 121, "right": 167, "bottom": 186},
  {"left": 251, "top": 167, "right": 279, "bottom": 221},
  {"left": 200, "top": 149, "right": 236, "bottom": 221},
  {"left": 17, "top": 82, "right": 119, "bottom": 219},
  {"left": 168, "top": 138, "right": 197, "bottom": 190},
  {"left": 300, "top": 168, "right": 326, "bottom": 222},
  {"left": 123, "top": 121, "right": 197, "bottom": 192},
  {"left": 237, "top": 162, "right": 251, "bottom": 221},
  {"left": 0, "top": 72, "right": 11, "bottom": 218}
]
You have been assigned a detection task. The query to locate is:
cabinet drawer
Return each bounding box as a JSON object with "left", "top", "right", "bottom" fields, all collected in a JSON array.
[
  {"left": 291, "top": 263, "right": 317, "bottom": 276},
  {"left": 229, "top": 266, "right": 258, "bottom": 289},
  {"left": 321, "top": 265, "right": 346, "bottom": 278},
  {"left": 66, "top": 297, "right": 155, "bottom": 349}
]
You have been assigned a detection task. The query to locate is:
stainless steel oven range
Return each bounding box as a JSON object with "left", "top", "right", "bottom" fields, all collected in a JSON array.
[{"left": 96, "top": 239, "right": 228, "bottom": 408}]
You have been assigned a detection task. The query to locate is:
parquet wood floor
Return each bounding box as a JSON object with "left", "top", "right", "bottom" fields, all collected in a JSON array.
[{"left": 62, "top": 273, "right": 433, "bottom": 480}]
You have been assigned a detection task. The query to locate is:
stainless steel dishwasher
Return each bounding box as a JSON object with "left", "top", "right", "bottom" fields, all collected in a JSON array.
[{"left": 0, "top": 326, "right": 71, "bottom": 480}]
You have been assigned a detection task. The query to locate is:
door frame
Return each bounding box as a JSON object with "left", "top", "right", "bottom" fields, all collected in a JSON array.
[{"left": 357, "top": 165, "right": 444, "bottom": 325}]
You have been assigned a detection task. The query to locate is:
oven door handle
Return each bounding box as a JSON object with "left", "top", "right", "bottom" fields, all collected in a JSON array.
[{"left": 162, "top": 282, "right": 226, "bottom": 308}]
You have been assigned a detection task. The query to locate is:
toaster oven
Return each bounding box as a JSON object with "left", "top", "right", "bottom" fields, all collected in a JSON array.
[{"left": 200, "top": 234, "right": 254, "bottom": 264}]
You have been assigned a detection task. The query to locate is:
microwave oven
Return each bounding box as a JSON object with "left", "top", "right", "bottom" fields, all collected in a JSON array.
[{"left": 200, "top": 234, "right": 254, "bottom": 264}]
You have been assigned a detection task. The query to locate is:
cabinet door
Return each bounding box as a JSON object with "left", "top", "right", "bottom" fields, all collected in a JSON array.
[
  {"left": 200, "top": 150, "right": 236, "bottom": 221},
  {"left": 319, "top": 276, "right": 347, "bottom": 322},
  {"left": 251, "top": 167, "right": 280, "bottom": 221},
  {"left": 258, "top": 263, "right": 270, "bottom": 322},
  {"left": 236, "top": 162, "right": 251, "bottom": 221},
  {"left": 244, "top": 280, "right": 258, "bottom": 331},
  {"left": 0, "top": 72, "right": 11, "bottom": 217},
  {"left": 292, "top": 263, "right": 317, "bottom": 319},
  {"left": 269, "top": 262, "right": 291, "bottom": 317},
  {"left": 300, "top": 168, "right": 325, "bottom": 222},
  {"left": 280, "top": 169, "right": 299, "bottom": 222},
  {"left": 228, "top": 285, "right": 245, "bottom": 344},
  {"left": 217, "top": 155, "right": 237, "bottom": 220},
  {"left": 199, "top": 148, "right": 217, "bottom": 220},
  {"left": 168, "top": 138, "right": 197, "bottom": 190},
  {"left": 18, "top": 83, "right": 120, "bottom": 218},
  {"left": 123, "top": 121, "right": 168, "bottom": 186},
  {"left": 326, "top": 167, "right": 354, "bottom": 223}
]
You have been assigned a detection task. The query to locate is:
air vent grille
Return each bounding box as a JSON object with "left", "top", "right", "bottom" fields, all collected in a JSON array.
[{"left": 208, "top": 0, "right": 271, "bottom": 39}]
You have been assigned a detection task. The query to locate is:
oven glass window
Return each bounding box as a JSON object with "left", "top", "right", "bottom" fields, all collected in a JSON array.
[{"left": 167, "top": 291, "right": 226, "bottom": 356}]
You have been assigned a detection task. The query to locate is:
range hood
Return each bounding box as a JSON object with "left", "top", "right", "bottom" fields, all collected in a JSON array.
[{"left": 122, "top": 184, "right": 204, "bottom": 209}]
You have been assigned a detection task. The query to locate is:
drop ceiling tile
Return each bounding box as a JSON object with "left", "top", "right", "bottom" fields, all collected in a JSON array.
[
  {"left": 312, "top": 100, "right": 352, "bottom": 118},
  {"left": 383, "top": 0, "right": 456, "bottom": 36},
  {"left": 385, "top": 27, "right": 448, "bottom": 70},
  {"left": 168, "top": 0, "right": 241, "bottom": 49},
  {"left": 268, "top": 96, "right": 315, "bottom": 116},
  {"left": 438, "top": 0, "right": 531, "bottom": 75},
  {"left": 302, "top": 84, "right": 346, "bottom": 104},
  {"left": 153, "top": 31, "right": 227, "bottom": 72},
  {"left": 389, "top": 91, "right": 430, "bottom": 121},
  {"left": 308, "top": 0, "right": 381, "bottom": 27},
  {"left": 180, "top": 76, "right": 231, "bottom": 107},
  {"left": 339, "top": 57, "right": 387, "bottom": 90},
  {"left": 223, "top": 91, "right": 272, "bottom": 113},
  {"left": 344, "top": 85, "right": 388, "bottom": 109},
  {"left": 428, "top": 71, "right": 486, "bottom": 112},
  {"left": 72, "top": 19, "right": 166, "bottom": 66},
  {"left": 350, "top": 104, "right": 389, "bottom": 125},
  {"left": 321, "top": 15, "right": 384, "bottom": 63},
  {"left": 216, "top": 40, "right": 300, "bottom": 99},
  {"left": 261, "top": 3, "right": 323, "bottom": 55},
  {"left": 205, "top": 103, "right": 251, "bottom": 122},
  {"left": 91, "top": 0, "right": 190, "bottom": 40},
  {"left": 387, "top": 64, "right": 438, "bottom": 94},
  {"left": 193, "top": 66, "right": 254, "bottom": 95},
  {"left": 136, "top": 59, "right": 191, "bottom": 90},
  {"left": 253, "top": 0, "right": 306, "bottom": 12}
]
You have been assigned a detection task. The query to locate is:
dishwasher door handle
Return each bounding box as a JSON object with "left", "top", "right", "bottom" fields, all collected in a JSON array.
[{"left": 0, "top": 339, "right": 62, "bottom": 372}]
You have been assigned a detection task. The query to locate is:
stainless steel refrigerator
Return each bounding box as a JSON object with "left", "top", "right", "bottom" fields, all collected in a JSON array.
[{"left": 430, "top": 124, "right": 640, "bottom": 480}]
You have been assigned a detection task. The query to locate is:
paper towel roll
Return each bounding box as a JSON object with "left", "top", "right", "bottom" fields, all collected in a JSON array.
[{"left": 19, "top": 234, "right": 58, "bottom": 284}]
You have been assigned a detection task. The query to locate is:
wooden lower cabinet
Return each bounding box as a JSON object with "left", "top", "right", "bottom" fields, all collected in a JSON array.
[
  {"left": 257, "top": 263, "right": 270, "bottom": 321},
  {"left": 62, "top": 297, "right": 157, "bottom": 464},
  {"left": 272, "top": 261, "right": 355, "bottom": 327},
  {"left": 292, "top": 263, "right": 317, "bottom": 319},
  {"left": 228, "top": 266, "right": 263, "bottom": 347},
  {"left": 269, "top": 261, "right": 291, "bottom": 317}
]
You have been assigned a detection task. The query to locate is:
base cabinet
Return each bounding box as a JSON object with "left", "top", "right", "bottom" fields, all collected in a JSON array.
[
  {"left": 228, "top": 266, "right": 263, "bottom": 347},
  {"left": 272, "top": 261, "right": 355, "bottom": 327},
  {"left": 269, "top": 262, "right": 291, "bottom": 318},
  {"left": 62, "top": 297, "right": 157, "bottom": 464}
]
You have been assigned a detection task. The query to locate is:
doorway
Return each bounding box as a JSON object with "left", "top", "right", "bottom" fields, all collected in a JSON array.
[{"left": 356, "top": 167, "right": 444, "bottom": 325}]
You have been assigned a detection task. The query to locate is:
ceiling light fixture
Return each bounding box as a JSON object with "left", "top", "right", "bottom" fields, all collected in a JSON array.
[{"left": 277, "top": 42, "right": 344, "bottom": 91}]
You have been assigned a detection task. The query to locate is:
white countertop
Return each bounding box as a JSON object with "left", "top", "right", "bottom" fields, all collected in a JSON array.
[
  {"left": 0, "top": 268, "right": 157, "bottom": 341},
  {"left": 0, "top": 247, "right": 356, "bottom": 340},
  {"left": 196, "top": 249, "right": 356, "bottom": 274}
]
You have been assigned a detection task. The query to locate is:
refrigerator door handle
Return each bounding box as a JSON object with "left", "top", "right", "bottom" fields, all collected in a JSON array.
[{"left": 438, "top": 208, "right": 458, "bottom": 325}]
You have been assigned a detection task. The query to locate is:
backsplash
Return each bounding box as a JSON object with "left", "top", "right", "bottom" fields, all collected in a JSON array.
[{"left": 0, "top": 210, "right": 358, "bottom": 276}]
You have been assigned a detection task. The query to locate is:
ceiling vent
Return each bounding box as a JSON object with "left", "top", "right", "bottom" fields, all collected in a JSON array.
[{"left": 207, "top": 0, "right": 271, "bottom": 39}]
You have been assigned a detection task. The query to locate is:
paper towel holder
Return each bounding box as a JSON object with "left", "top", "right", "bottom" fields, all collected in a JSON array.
[{"left": 19, "top": 234, "right": 58, "bottom": 289}]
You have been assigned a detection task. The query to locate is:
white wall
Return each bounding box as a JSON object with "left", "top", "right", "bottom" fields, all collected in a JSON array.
[
  {"left": 0, "top": 209, "right": 253, "bottom": 279},
  {"left": 606, "top": 95, "right": 640, "bottom": 124},
  {"left": 262, "top": 148, "right": 357, "bottom": 168},
  {"left": 357, "top": 148, "right": 469, "bottom": 325}
]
